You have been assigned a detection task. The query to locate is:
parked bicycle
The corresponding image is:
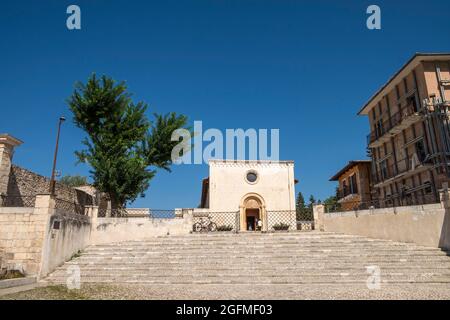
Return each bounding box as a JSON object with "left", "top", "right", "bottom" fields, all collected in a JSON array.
[{"left": 193, "top": 216, "right": 217, "bottom": 233}]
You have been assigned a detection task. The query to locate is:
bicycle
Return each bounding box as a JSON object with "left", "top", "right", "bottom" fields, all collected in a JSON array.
[{"left": 193, "top": 216, "right": 217, "bottom": 233}]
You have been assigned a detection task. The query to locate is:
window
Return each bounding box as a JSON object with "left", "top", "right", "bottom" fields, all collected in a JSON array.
[
  {"left": 415, "top": 139, "right": 427, "bottom": 163},
  {"left": 375, "top": 119, "right": 384, "bottom": 138},
  {"left": 407, "top": 94, "right": 419, "bottom": 112},
  {"left": 245, "top": 171, "right": 258, "bottom": 184},
  {"left": 380, "top": 160, "right": 388, "bottom": 180},
  {"left": 349, "top": 174, "right": 358, "bottom": 195},
  {"left": 342, "top": 180, "right": 348, "bottom": 197},
  {"left": 423, "top": 181, "right": 432, "bottom": 194}
]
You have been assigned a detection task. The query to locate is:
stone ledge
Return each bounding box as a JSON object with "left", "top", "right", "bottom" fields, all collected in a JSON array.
[{"left": 0, "top": 276, "right": 36, "bottom": 289}]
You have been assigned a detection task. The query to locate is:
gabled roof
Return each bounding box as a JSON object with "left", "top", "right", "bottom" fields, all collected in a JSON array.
[
  {"left": 357, "top": 53, "right": 450, "bottom": 116},
  {"left": 329, "top": 160, "right": 371, "bottom": 181}
]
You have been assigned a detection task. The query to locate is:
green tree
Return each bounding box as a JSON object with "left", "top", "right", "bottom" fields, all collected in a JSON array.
[
  {"left": 323, "top": 187, "right": 340, "bottom": 212},
  {"left": 68, "top": 74, "right": 189, "bottom": 208},
  {"left": 59, "top": 175, "right": 89, "bottom": 187},
  {"left": 295, "top": 192, "right": 307, "bottom": 220},
  {"left": 308, "top": 195, "right": 316, "bottom": 208}
]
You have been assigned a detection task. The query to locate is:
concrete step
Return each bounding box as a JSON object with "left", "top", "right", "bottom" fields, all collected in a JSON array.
[
  {"left": 70, "top": 254, "right": 450, "bottom": 262},
  {"left": 80, "top": 249, "right": 449, "bottom": 256},
  {"left": 58, "top": 261, "right": 450, "bottom": 269},
  {"left": 45, "top": 275, "right": 450, "bottom": 285},
  {"left": 45, "top": 232, "right": 450, "bottom": 286}
]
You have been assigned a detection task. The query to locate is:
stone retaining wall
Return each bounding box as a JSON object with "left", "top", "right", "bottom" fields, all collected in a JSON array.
[
  {"left": 0, "top": 204, "right": 49, "bottom": 275},
  {"left": 91, "top": 214, "right": 193, "bottom": 245},
  {"left": 315, "top": 189, "right": 450, "bottom": 250},
  {"left": 0, "top": 196, "right": 93, "bottom": 278}
]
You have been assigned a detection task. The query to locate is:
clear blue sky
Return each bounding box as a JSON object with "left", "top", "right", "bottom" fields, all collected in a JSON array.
[{"left": 2, "top": 0, "right": 450, "bottom": 208}]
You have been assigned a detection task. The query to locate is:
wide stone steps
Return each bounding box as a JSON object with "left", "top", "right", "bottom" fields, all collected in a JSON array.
[
  {"left": 44, "top": 232, "right": 450, "bottom": 286},
  {"left": 45, "top": 276, "right": 450, "bottom": 285},
  {"left": 79, "top": 249, "right": 448, "bottom": 256},
  {"left": 67, "top": 255, "right": 450, "bottom": 262}
]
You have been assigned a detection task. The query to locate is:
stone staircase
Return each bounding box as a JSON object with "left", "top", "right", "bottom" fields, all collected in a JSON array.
[{"left": 44, "top": 232, "right": 450, "bottom": 285}]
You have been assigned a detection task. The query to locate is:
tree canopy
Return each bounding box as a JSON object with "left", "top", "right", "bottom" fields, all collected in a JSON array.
[{"left": 67, "top": 74, "right": 189, "bottom": 208}]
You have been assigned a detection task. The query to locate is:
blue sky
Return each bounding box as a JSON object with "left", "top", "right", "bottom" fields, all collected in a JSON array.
[{"left": 1, "top": 0, "right": 450, "bottom": 208}]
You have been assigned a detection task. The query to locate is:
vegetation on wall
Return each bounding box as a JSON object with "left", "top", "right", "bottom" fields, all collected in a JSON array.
[{"left": 59, "top": 175, "right": 89, "bottom": 188}]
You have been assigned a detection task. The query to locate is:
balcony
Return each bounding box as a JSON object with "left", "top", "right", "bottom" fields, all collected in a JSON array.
[
  {"left": 367, "top": 104, "right": 423, "bottom": 148},
  {"left": 337, "top": 187, "right": 359, "bottom": 203},
  {"left": 373, "top": 156, "right": 431, "bottom": 186}
]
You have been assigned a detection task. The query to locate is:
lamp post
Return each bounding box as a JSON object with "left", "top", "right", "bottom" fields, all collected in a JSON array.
[{"left": 49, "top": 116, "right": 66, "bottom": 196}]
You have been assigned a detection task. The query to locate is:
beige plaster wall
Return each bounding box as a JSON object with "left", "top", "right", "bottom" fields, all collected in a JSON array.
[
  {"left": 208, "top": 160, "right": 296, "bottom": 212},
  {"left": 91, "top": 215, "right": 193, "bottom": 245},
  {"left": 40, "top": 210, "right": 92, "bottom": 277},
  {"left": 322, "top": 202, "right": 450, "bottom": 249}
]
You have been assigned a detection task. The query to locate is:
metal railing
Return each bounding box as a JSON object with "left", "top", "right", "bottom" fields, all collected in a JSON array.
[
  {"left": 193, "top": 211, "right": 240, "bottom": 233},
  {"left": 0, "top": 194, "right": 36, "bottom": 208},
  {"left": 268, "top": 210, "right": 308, "bottom": 231},
  {"left": 367, "top": 104, "right": 421, "bottom": 145},
  {"left": 372, "top": 156, "right": 430, "bottom": 184},
  {"left": 97, "top": 208, "right": 177, "bottom": 218},
  {"left": 326, "top": 193, "right": 440, "bottom": 213},
  {"left": 338, "top": 188, "right": 358, "bottom": 199}
]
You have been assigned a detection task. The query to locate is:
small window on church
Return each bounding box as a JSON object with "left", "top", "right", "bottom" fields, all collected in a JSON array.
[{"left": 246, "top": 171, "right": 258, "bottom": 184}]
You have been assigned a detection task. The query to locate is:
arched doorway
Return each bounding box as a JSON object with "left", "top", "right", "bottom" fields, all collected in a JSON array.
[{"left": 240, "top": 194, "right": 267, "bottom": 232}]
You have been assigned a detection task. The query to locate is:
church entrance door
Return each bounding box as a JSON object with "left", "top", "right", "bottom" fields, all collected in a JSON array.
[{"left": 245, "top": 208, "right": 260, "bottom": 231}]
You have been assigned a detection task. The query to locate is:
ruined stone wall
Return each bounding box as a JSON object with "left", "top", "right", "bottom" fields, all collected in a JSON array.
[{"left": 6, "top": 165, "right": 93, "bottom": 207}]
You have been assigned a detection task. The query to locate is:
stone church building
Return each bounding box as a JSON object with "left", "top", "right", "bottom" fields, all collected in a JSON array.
[{"left": 197, "top": 160, "right": 297, "bottom": 231}]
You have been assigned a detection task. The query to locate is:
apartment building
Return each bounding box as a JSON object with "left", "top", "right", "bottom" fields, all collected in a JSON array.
[
  {"left": 358, "top": 53, "right": 450, "bottom": 207},
  {"left": 330, "top": 160, "right": 372, "bottom": 211}
]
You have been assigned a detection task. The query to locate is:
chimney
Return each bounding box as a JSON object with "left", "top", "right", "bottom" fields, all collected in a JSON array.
[{"left": 0, "top": 134, "right": 23, "bottom": 196}]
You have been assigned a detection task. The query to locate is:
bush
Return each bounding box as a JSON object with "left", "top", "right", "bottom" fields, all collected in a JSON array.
[
  {"left": 0, "top": 269, "right": 25, "bottom": 280},
  {"left": 216, "top": 225, "right": 234, "bottom": 232},
  {"left": 273, "top": 223, "right": 290, "bottom": 231}
]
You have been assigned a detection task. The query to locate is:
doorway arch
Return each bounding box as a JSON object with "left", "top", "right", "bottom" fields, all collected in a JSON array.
[{"left": 239, "top": 193, "right": 267, "bottom": 232}]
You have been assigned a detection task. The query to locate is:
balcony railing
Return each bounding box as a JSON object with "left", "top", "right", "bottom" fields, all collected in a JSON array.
[
  {"left": 326, "top": 193, "right": 439, "bottom": 213},
  {"left": 372, "top": 156, "right": 429, "bottom": 185},
  {"left": 367, "top": 103, "right": 421, "bottom": 147},
  {"left": 337, "top": 188, "right": 358, "bottom": 200}
]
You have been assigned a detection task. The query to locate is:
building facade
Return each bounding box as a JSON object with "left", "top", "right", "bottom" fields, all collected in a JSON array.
[
  {"left": 330, "top": 160, "right": 372, "bottom": 211},
  {"left": 199, "top": 160, "right": 297, "bottom": 231},
  {"left": 358, "top": 53, "right": 450, "bottom": 206}
]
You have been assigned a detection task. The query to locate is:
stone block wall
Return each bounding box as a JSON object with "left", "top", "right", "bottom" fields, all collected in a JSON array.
[
  {"left": 6, "top": 165, "right": 93, "bottom": 207},
  {"left": 0, "top": 196, "right": 93, "bottom": 277},
  {"left": 0, "top": 206, "right": 47, "bottom": 275}
]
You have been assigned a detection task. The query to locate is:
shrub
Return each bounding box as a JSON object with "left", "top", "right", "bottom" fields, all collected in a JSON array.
[
  {"left": 273, "top": 223, "right": 290, "bottom": 231},
  {"left": 216, "top": 225, "right": 233, "bottom": 232}
]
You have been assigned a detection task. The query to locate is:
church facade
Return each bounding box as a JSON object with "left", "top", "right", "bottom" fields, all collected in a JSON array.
[{"left": 197, "top": 160, "right": 297, "bottom": 231}]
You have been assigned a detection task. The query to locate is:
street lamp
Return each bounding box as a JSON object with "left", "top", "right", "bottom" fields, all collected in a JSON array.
[{"left": 49, "top": 116, "right": 66, "bottom": 196}]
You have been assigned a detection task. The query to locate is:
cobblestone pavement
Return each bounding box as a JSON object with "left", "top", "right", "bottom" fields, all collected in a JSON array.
[{"left": 2, "top": 283, "right": 450, "bottom": 300}]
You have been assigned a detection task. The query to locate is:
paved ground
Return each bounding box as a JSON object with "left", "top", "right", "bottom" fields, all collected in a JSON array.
[{"left": 2, "top": 283, "right": 450, "bottom": 300}]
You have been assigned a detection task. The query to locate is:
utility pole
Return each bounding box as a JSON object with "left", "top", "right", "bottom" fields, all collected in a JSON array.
[{"left": 49, "top": 116, "right": 66, "bottom": 196}]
